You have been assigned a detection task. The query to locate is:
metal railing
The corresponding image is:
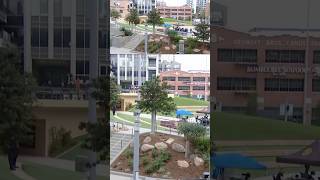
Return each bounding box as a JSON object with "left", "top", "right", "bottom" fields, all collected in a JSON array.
[{"left": 35, "top": 87, "right": 89, "bottom": 100}]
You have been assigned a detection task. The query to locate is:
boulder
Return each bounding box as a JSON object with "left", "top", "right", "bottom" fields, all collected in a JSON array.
[
  {"left": 177, "top": 160, "right": 189, "bottom": 168},
  {"left": 165, "top": 138, "right": 175, "bottom": 145},
  {"left": 143, "top": 136, "right": 152, "bottom": 144},
  {"left": 172, "top": 143, "right": 185, "bottom": 153},
  {"left": 194, "top": 156, "right": 204, "bottom": 167},
  {"left": 141, "top": 144, "right": 155, "bottom": 152},
  {"left": 155, "top": 142, "right": 168, "bottom": 150}
]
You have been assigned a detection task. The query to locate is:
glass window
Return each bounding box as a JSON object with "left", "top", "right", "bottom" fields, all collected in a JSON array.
[
  {"left": 178, "top": 77, "right": 191, "bottom": 82},
  {"left": 193, "top": 77, "right": 205, "bottom": 82},
  {"left": 76, "top": 61, "right": 89, "bottom": 75},
  {"left": 31, "top": 28, "right": 39, "bottom": 47},
  {"left": 192, "top": 86, "right": 205, "bottom": 90},
  {"left": 178, "top": 86, "right": 190, "bottom": 90},
  {"left": 54, "top": 0, "right": 62, "bottom": 16},
  {"left": 265, "top": 78, "right": 304, "bottom": 91},
  {"left": 218, "top": 49, "right": 257, "bottom": 63},
  {"left": 314, "top": 51, "right": 320, "bottom": 64},
  {"left": 163, "top": 77, "right": 176, "bottom": 81},
  {"left": 76, "top": 29, "right": 90, "bottom": 48},
  {"left": 266, "top": 50, "right": 305, "bottom": 63},
  {"left": 217, "top": 77, "right": 256, "bottom": 91},
  {"left": 39, "top": 28, "right": 48, "bottom": 47},
  {"left": 313, "top": 79, "right": 320, "bottom": 92}
]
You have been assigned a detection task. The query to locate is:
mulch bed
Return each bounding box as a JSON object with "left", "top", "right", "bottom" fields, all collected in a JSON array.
[{"left": 111, "top": 132, "right": 209, "bottom": 179}]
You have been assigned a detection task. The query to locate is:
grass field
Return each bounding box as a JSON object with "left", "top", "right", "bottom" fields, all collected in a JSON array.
[
  {"left": 0, "top": 156, "right": 21, "bottom": 180},
  {"left": 174, "top": 97, "right": 209, "bottom": 106},
  {"left": 23, "top": 162, "right": 106, "bottom": 180},
  {"left": 213, "top": 112, "right": 320, "bottom": 140},
  {"left": 111, "top": 113, "right": 169, "bottom": 131}
]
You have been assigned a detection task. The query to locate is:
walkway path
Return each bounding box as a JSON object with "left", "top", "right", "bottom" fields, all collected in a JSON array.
[
  {"left": 12, "top": 162, "right": 36, "bottom": 180},
  {"left": 19, "top": 156, "right": 108, "bottom": 177},
  {"left": 110, "top": 133, "right": 133, "bottom": 162}
]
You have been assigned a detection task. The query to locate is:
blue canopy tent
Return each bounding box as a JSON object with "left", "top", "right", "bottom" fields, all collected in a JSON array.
[
  {"left": 176, "top": 109, "right": 193, "bottom": 117},
  {"left": 211, "top": 153, "right": 266, "bottom": 179},
  {"left": 163, "top": 23, "right": 172, "bottom": 28}
]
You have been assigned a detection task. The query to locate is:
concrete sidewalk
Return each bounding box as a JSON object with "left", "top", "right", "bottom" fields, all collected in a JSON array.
[{"left": 20, "top": 156, "right": 108, "bottom": 177}]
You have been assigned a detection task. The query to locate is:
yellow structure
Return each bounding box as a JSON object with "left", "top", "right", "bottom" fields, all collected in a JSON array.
[{"left": 119, "top": 93, "right": 138, "bottom": 111}]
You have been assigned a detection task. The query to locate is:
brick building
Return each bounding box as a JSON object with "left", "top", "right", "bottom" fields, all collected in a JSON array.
[
  {"left": 157, "top": 4, "right": 192, "bottom": 21},
  {"left": 160, "top": 70, "right": 210, "bottom": 100},
  {"left": 212, "top": 27, "right": 320, "bottom": 126}
]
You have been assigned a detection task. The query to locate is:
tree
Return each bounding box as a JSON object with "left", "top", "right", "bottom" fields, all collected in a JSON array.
[
  {"left": 111, "top": 9, "right": 121, "bottom": 28},
  {"left": 147, "top": 9, "right": 163, "bottom": 35},
  {"left": 111, "top": 9, "right": 121, "bottom": 20},
  {"left": 0, "top": 45, "right": 36, "bottom": 153},
  {"left": 177, "top": 123, "right": 206, "bottom": 159},
  {"left": 195, "top": 22, "right": 209, "bottom": 43},
  {"left": 79, "top": 77, "right": 119, "bottom": 162},
  {"left": 125, "top": 9, "right": 140, "bottom": 31},
  {"left": 138, "top": 77, "right": 176, "bottom": 134}
]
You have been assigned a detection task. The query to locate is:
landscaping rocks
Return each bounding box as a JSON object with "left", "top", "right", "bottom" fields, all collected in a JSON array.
[
  {"left": 165, "top": 138, "right": 175, "bottom": 145},
  {"left": 155, "top": 142, "right": 168, "bottom": 150},
  {"left": 143, "top": 136, "right": 152, "bottom": 144},
  {"left": 124, "top": 168, "right": 130, "bottom": 173},
  {"left": 141, "top": 144, "right": 155, "bottom": 152},
  {"left": 177, "top": 160, "right": 189, "bottom": 168},
  {"left": 194, "top": 157, "right": 204, "bottom": 167},
  {"left": 172, "top": 143, "right": 185, "bottom": 153},
  {"left": 164, "top": 46, "right": 170, "bottom": 50}
]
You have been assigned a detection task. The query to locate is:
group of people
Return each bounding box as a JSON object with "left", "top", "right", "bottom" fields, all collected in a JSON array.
[{"left": 196, "top": 114, "right": 210, "bottom": 126}]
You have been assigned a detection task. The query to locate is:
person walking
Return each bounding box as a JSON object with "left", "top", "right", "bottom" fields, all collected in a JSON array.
[
  {"left": 7, "top": 137, "right": 18, "bottom": 171},
  {"left": 112, "top": 105, "right": 117, "bottom": 116}
]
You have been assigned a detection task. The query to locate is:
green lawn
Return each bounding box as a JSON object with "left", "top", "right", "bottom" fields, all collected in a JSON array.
[
  {"left": 114, "top": 113, "right": 168, "bottom": 131},
  {"left": 23, "top": 162, "right": 106, "bottom": 180},
  {"left": 0, "top": 156, "right": 21, "bottom": 180},
  {"left": 174, "top": 97, "right": 209, "bottom": 106},
  {"left": 213, "top": 112, "right": 320, "bottom": 140}
]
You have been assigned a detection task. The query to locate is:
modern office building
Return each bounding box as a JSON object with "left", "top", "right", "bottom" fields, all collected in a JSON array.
[
  {"left": 132, "top": 0, "right": 156, "bottom": 15},
  {"left": 212, "top": 27, "right": 320, "bottom": 126},
  {"left": 196, "top": 0, "right": 207, "bottom": 14},
  {"left": 157, "top": 4, "right": 192, "bottom": 20},
  {"left": 111, "top": 54, "right": 161, "bottom": 90},
  {"left": 160, "top": 70, "right": 210, "bottom": 100},
  {"left": 0, "top": 0, "right": 108, "bottom": 156},
  {"left": 159, "top": 59, "right": 181, "bottom": 72},
  {"left": 110, "top": 0, "right": 134, "bottom": 18},
  {"left": 186, "top": 0, "right": 194, "bottom": 10}
]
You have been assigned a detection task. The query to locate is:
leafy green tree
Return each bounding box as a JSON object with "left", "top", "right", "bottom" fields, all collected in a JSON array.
[
  {"left": 138, "top": 77, "right": 176, "bottom": 134},
  {"left": 125, "top": 9, "right": 140, "bottom": 31},
  {"left": 111, "top": 9, "right": 121, "bottom": 28},
  {"left": 0, "top": 45, "right": 36, "bottom": 153},
  {"left": 195, "top": 22, "right": 209, "bottom": 43},
  {"left": 79, "top": 77, "right": 119, "bottom": 162},
  {"left": 111, "top": 9, "right": 121, "bottom": 20},
  {"left": 177, "top": 123, "right": 206, "bottom": 158},
  {"left": 147, "top": 9, "right": 163, "bottom": 35}
]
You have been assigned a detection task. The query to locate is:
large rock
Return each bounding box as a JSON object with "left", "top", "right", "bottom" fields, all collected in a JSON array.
[
  {"left": 194, "top": 156, "right": 204, "bottom": 167},
  {"left": 172, "top": 143, "right": 185, "bottom": 153},
  {"left": 177, "top": 160, "right": 189, "bottom": 168},
  {"left": 155, "top": 142, "right": 168, "bottom": 150},
  {"left": 143, "top": 136, "right": 152, "bottom": 144},
  {"left": 165, "top": 138, "right": 175, "bottom": 145},
  {"left": 141, "top": 144, "right": 155, "bottom": 152}
]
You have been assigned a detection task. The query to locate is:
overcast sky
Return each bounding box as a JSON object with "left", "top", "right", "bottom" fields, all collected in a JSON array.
[
  {"left": 162, "top": 0, "right": 190, "bottom": 6},
  {"left": 216, "top": 0, "right": 320, "bottom": 34},
  {"left": 160, "top": 54, "right": 210, "bottom": 72}
]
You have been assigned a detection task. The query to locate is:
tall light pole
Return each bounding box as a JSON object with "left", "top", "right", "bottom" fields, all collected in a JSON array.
[
  {"left": 303, "top": 0, "right": 311, "bottom": 126},
  {"left": 88, "top": 0, "right": 98, "bottom": 179}
]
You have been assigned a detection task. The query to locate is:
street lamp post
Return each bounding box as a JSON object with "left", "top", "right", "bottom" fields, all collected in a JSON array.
[{"left": 133, "top": 56, "right": 142, "bottom": 180}]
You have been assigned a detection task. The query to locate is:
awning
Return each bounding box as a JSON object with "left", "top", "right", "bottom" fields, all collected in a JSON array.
[
  {"left": 212, "top": 153, "right": 266, "bottom": 170},
  {"left": 276, "top": 140, "right": 320, "bottom": 166}
]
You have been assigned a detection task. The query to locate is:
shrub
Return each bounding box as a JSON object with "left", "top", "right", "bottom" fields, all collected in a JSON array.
[
  {"left": 120, "top": 27, "right": 133, "bottom": 36},
  {"left": 144, "top": 158, "right": 165, "bottom": 174},
  {"left": 186, "top": 37, "right": 199, "bottom": 49},
  {"left": 141, "top": 156, "right": 149, "bottom": 166},
  {"left": 49, "top": 127, "right": 73, "bottom": 156},
  {"left": 193, "top": 137, "right": 210, "bottom": 155},
  {"left": 128, "top": 157, "right": 133, "bottom": 169},
  {"left": 124, "top": 148, "right": 133, "bottom": 159}
]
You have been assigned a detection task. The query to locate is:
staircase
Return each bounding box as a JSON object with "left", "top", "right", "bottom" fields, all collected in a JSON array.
[{"left": 110, "top": 133, "right": 133, "bottom": 163}]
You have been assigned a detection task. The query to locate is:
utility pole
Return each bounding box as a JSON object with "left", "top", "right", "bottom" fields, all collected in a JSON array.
[
  {"left": 133, "top": 52, "right": 142, "bottom": 180},
  {"left": 88, "top": 0, "right": 98, "bottom": 179},
  {"left": 303, "top": 0, "right": 311, "bottom": 126}
]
